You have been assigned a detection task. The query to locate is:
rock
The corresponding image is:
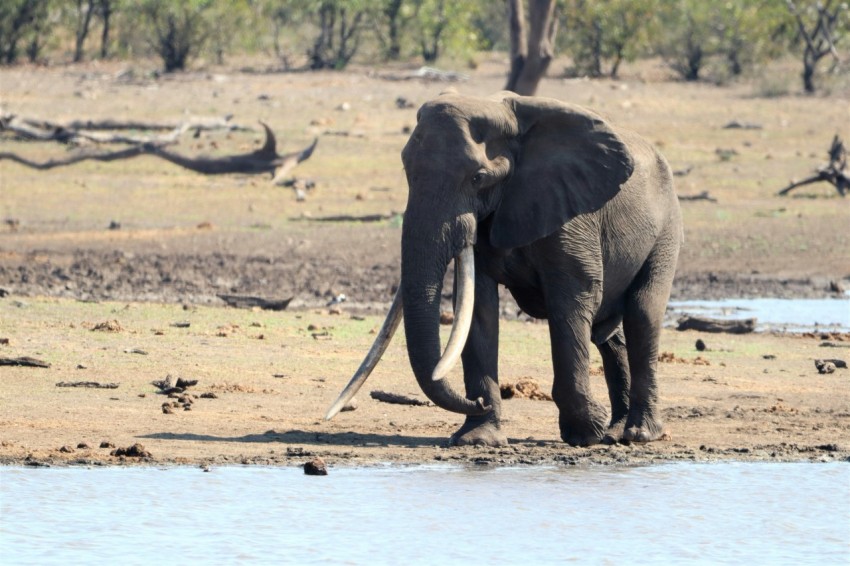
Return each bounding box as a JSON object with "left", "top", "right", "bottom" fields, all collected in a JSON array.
[
  {"left": 341, "top": 397, "right": 358, "bottom": 412},
  {"left": 110, "top": 443, "right": 152, "bottom": 458},
  {"left": 162, "top": 403, "right": 174, "bottom": 414},
  {"left": 91, "top": 319, "right": 123, "bottom": 332},
  {"left": 695, "top": 339, "right": 707, "bottom": 351},
  {"left": 304, "top": 457, "right": 328, "bottom": 476},
  {"left": 815, "top": 359, "right": 845, "bottom": 374}
]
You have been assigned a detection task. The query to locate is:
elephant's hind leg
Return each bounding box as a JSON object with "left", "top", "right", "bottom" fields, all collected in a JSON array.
[
  {"left": 596, "top": 327, "right": 631, "bottom": 444},
  {"left": 621, "top": 241, "right": 678, "bottom": 443},
  {"left": 450, "top": 270, "right": 507, "bottom": 447}
]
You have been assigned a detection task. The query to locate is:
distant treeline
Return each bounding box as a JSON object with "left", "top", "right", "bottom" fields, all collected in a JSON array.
[{"left": 1, "top": 0, "right": 846, "bottom": 92}]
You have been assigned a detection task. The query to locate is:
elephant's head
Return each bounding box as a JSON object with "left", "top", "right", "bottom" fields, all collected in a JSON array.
[{"left": 326, "top": 92, "right": 634, "bottom": 420}]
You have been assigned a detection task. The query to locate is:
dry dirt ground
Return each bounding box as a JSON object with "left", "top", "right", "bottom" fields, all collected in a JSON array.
[{"left": 0, "top": 56, "right": 848, "bottom": 468}]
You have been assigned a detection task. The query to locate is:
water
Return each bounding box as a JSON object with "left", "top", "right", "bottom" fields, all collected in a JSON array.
[
  {"left": 1, "top": 463, "right": 848, "bottom": 565},
  {"left": 668, "top": 298, "right": 850, "bottom": 332}
]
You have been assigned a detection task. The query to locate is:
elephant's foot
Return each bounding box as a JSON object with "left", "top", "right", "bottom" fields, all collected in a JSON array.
[
  {"left": 601, "top": 416, "right": 628, "bottom": 445},
  {"left": 558, "top": 402, "right": 608, "bottom": 447},
  {"left": 623, "top": 408, "right": 665, "bottom": 443},
  {"left": 450, "top": 415, "right": 508, "bottom": 447}
]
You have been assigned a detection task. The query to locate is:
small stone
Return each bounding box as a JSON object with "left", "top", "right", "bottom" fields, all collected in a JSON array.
[
  {"left": 99, "top": 441, "right": 115, "bottom": 449},
  {"left": 162, "top": 403, "right": 174, "bottom": 414},
  {"left": 304, "top": 456, "right": 328, "bottom": 476},
  {"left": 341, "top": 398, "right": 358, "bottom": 412},
  {"left": 76, "top": 442, "right": 90, "bottom": 449},
  {"left": 59, "top": 445, "right": 75, "bottom": 453},
  {"left": 695, "top": 339, "right": 706, "bottom": 351}
]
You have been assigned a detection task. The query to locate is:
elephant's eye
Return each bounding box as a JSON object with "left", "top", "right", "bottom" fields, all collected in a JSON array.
[{"left": 471, "top": 172, "right": 484, "bottom": 185}]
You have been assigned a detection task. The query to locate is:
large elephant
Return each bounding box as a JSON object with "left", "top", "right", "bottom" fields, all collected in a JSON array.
[{"left": 327, "top": 91, "right": 682, "bottom": 447}]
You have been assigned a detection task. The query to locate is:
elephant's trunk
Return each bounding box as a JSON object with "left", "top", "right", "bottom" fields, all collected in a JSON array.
[{"left": 401, "top": 230, "right": 489, "bottom": 416}]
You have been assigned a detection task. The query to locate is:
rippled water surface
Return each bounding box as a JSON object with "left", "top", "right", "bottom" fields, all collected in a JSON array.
[{"left": 2, "top": 463, "right": 848, "bottom": 564}]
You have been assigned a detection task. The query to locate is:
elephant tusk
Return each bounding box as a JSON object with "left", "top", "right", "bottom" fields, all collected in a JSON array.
[
  {"left": 432, "top": 246, "right": 475, "bottom": 382},
  {"left": 324, "top": 286, "right": 403, "bottom": 420}
]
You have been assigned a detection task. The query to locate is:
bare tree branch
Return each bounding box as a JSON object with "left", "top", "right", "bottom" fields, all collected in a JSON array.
[{"left": 778, "top": 135, "right": 848, "bottom": 196}]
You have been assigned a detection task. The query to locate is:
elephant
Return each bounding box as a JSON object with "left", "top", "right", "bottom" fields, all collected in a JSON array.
[{"left": 326, "top": 91, "right": 682, "bottom": 448}]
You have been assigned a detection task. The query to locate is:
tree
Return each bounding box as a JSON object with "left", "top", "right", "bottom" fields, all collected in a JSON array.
[
  {"left": 70, "top": 0, "right": 96, "bottom": 62},
  {"left": 138, "top": 0, "right": 213, "bottom": 72},
  {"left": 786, "top": 0, "right": 848, "bottom": 93},
  {"left": 305, "top": 0, "right": 371, "bottom": 70},
  {"left": 0, "top": 0, "right": 51, "bottom": 65},
  {"left": 505, "top": 0, "right": 558, "bottom": 95},
  {"left": 373, "top": 0, "right": 407, "bottom": 60},
  {"left": 653, "top": 0, "right": 721, "bottom": 81},
  {"left": 97, "top": 0, "right": 118, "bottom": 59},
  {"left": 561, "top": 0, "right": 655, "bottom": 79},
  {"left": 714, "top": 0, "right": 789, "bottom": 78}
]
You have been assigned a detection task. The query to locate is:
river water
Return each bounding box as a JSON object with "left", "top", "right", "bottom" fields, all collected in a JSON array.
[
  {"left": 1, "top": 462, "right": 848, "bottom": 564},
  {"left": 667, "top": 298, "right": 850, "bottom": 332}
]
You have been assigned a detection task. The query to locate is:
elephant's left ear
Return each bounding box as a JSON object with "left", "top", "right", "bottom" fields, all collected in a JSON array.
[{"left": 489, "top": 96, "right": 634, "bottom": 249}]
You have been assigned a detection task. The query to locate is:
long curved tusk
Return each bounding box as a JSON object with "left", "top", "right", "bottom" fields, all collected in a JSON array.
[
  {"left": 324, "top": 287, "right": 403, "bottom": 420},
  {"left": 432, "top": 246, "right": 475, "bottom": 381}
]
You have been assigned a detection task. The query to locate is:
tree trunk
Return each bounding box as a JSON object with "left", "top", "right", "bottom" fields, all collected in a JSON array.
[
  {"left": 504, "top": 0, "right": 558, "bottom": 96},
  {"left": 99, "top": 0, "right": 112, "bottom": 59},
  {"left": 803, "top": 51, "right": 816, "bottom": 93},
  {"left": 384, "top": 0, "right": 404, "bottom": 60},
  {"left": 73, "top": 0, "right": 96, "bottom": 63}
]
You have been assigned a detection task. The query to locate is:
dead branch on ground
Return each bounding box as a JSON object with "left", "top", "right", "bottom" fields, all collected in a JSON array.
[
  {"left": 678, "top": 191, "right": 718, "bottom": 203},
  {"left": 0, "top": 356, "right": 51, "bottom": 368},
  {"left": 778, "top": 135, "right": 848, "bottom": 197},
  {"left": 370, "top": 391, "right": 432, "bottom": 407},
  {"left": 677, "top": 316, "right": 756, "bottom": 334},
  {"left": 217, "top": 294, "right": 293, "bottom": 311},
  {"left": 1, "top": 112, "right": 251, "bottom": 146},
  {"left": 0, "top": 120, "right": 318, "bottom": 184}
]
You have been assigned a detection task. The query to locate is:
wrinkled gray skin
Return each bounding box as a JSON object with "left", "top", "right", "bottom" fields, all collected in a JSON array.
[{"left": 401, "top": 92, "right": 682, "bottom": 447}]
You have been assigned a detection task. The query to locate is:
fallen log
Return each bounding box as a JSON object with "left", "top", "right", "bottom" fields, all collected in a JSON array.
[
  {"left": 778, "top": 135, "right": 848, "bottom": 197},
  {"left": 291, "top": 212, "right": 401, "bottom": 223},
  {"left": 1, "top": 112, "right": 251, "bottom": 145},
  {"left": 676, "top": 316, "right": 756, "bottom": 334},
  {"left": 56, "top": 381, "right": 119, "bottom": 389},
  {"left": 0, "top": 121, "right": 318, "bottom": 184},
  {"left": 217, "top": 294, "right": 293, "bottom": 311},
  {"left": 370, "top": 390, "right": 432, "bottom": 406},
  {"left": 678, "top": 191, "right": 718, "bottom": 202},
  {"left": 0, "top": 356, "right": 51, "bottom": 368}
]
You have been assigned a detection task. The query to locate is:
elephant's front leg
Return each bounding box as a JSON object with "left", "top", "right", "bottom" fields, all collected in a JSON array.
[
  {"left": 548, "top": 292, "right": 609, "bottom": 447},
  {"left": 450, "top": 268, "right": 506, "bottom": 447}
]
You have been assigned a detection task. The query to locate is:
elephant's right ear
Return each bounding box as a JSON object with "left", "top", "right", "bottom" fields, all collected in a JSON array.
[{"left": 489, "top": 96, "right": 634, "bottom": 249}]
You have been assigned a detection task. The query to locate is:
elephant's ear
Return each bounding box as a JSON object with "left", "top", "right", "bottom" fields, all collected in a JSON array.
[{"left": 489, "top": 96, "right": 634, "bottom": 249}]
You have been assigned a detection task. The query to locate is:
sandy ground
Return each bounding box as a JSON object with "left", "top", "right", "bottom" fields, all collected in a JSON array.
[
  {"left": 1, "top": 58, "right": 848, "bottom": 468},
  {"left": 1, "top": 298, "right": 848, "bottom": 468}
]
